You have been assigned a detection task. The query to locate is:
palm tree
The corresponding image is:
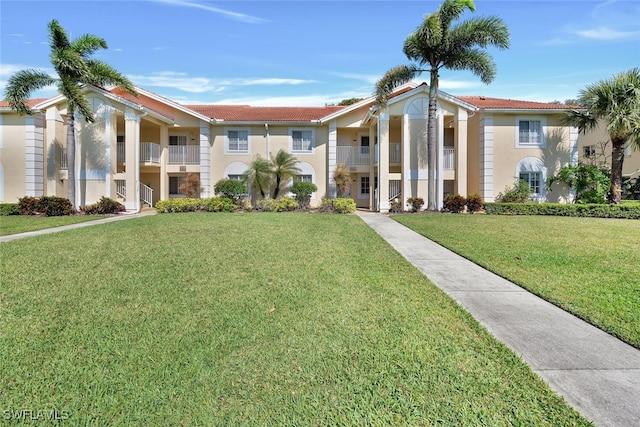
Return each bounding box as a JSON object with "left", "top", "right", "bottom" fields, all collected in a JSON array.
[
  {"left": 375, "top": 0, "right": 509, "bottom": 210},
  {"left": 3, "top": 19, "right": 137, "bottom": 208},
  {"left": 563, "top": 68, "right": 640, "bottom": 204},
  {"left": 270, "top": 149, "right": 301, "bottom": 199},
  {"left": 243, "top": 155, "right": 272, "bottom": 200},
  {"left": 333, "top": 163, "right": 352, "bottom": 197}
]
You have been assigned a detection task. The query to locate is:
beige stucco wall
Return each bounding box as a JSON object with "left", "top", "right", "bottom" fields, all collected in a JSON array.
[
  {"left": 0, "top": 113, "right": 28, "bottom": 202},
  {"left": 577, "top": 123, "right": 640, "bottom": 176},
  {"left": 466, "top": 114, "right": 481, "bottom": 196}
]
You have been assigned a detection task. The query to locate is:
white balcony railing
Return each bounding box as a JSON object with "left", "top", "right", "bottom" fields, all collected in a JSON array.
[
  {"left": 141, "top": 142, "right": 161, "bottom": 164},
  {"left": 117, "top": 141, "right": 126, "bottom": 163},
  {"left": 389, "top": 143, "right": 401, "bottom": 163},
  {"left": 444, "top": 147, "right": 455, "bottom": 170},
  {"left": 336, "top": 146, "right": 370, "bottom": 165},
  {"left": 169, "top": 146, "right": 200, "bottom": 165}
]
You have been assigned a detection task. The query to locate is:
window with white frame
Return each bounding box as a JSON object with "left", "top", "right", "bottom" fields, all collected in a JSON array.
[
  {"left": 228, "top": 174, "right": 243, "bottom": 181},
  {"left": 169, "top": 135, "right": 187, "bottom": 146},
  {"left": 519, "top": 171, "right": 542, "bottom": 194},
  {"left": 516, "top": 117, "right": 545, "bottom": 148},
  {"left": 360, "top": 176, "right": 370, "bottom": 196},
  {"left": 295, "top": 174, "right": 313, "bottom": 183},
  {"left": 290, "top": 129, "right": 314, "bottom": 153},
  {"left": 226, "top": 129, "right": 249, "bottom": 154}
]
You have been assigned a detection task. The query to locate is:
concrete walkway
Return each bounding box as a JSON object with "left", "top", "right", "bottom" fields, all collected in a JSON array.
[
  {"left": 0, "top": 211, "right": 154, "bottom": 243},
  {"left": 357, "top": 211, "right": 640, "bottom": 427}
]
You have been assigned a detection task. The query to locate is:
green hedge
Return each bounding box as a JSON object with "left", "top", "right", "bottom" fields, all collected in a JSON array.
[
  {"left": 155, "top": 197, "right": 235, "bottom": 213},
  {"left": 320, "top": 197, "right": 356, "bottom": 214},
  {"left": 484, "top": 202, "right": 640, "bottom": 219},
  {"left": 0, "top": 203, "right": 20, "bottom": 216}
]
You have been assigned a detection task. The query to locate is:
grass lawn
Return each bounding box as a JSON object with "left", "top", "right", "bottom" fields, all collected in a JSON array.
[
  {"left": 393, "top": 214, "right": 640, "bottom": 348},
  {"left": 1, "top": 214, "right": 589, "bottom": 425},
  {"left": 0, "top": 215, "right": 109, "bottom": 236}
]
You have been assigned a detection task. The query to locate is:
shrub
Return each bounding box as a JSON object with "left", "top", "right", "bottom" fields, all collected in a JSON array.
[
  {"left": 81, "top": 197, "right": 125, "bottom": 215},
  {"left": 406, "top": 197, "right": 424, "bottom": 212},
  {"left": 484, "top": 202, "right": 640, "bottom": 219},
  {"left": 179, "top": 173, "right": 202, "bottom": 198},
  {"left": 202, "top": 197, "right": 235, "bottom": 213},
  {"left": 290, "top": 181, "right": 317, "bottom": 210},
  {"left": 390, "top": 199, "right": 403, "bottom": 213},
  {"left": 466, "top": 193, "right": 484, "bottom": 213},
  {"left": 155, "top": 198, "right": 202, "bottom": 213},
  {"left": 214, "top": 179, "right": 246, "bottom": 202},
  {"left": 18, "top": 196, "right": 40, "bottom": 215},
  {"left": 443, "top": 194, "right": 466, "bottom": 213},
  {"left": 38, "top": 196, "right": 75, "bottom": 216},
  {"left": 623, "top": 177, "right": 640, "bottom": 200},
  {"left": 496, "top": 180, "right": 532, "bottom": 203},
  {"left": 547, "top": 163, "right": 610, "bottom": 204},
  {"left": 0, "top": 203, "right": 20, "bottom": 216},
  {"left": 333, "top": 163, "right": 351, "bottom": 198},
  {"left": 258, "top": 197, "right": 298, "bottom": 212},
  {"left": 320, "top": 197, "right": 356, "bottom": 214}
]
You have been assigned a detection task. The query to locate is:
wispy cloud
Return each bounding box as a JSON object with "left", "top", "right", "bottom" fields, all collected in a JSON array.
[
  {"left": 574, "top": 26, "right": 640, "bottom": 41},
  {"left": 330, "top": 72, "right": 381, "bottom": 85},
  {"left": 126, "top": 71, "right": 317, "bottom": 94},
  {"left": 210, "top": 92, "right": 370, "bottom": 107},
  {"left": 149, "top": 0, "right": 266, "bottom": 23},
  {"left": 0, "top": 64, "right": 58, "bottom": 95},
  {"left": 439, "top": 79, "right": 482, "bottom": 90}
]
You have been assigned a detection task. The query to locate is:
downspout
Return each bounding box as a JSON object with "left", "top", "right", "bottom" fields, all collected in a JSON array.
[{"left": 265, "top": 123, "right": 269, "bottom": 160}]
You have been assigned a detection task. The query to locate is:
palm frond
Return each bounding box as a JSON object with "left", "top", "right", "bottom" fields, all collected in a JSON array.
[
  {"left": 375, "top": 64, "right": 422, "bottom": 106},
  {"left": 48, "top": 20, "right": 71, "bottom": 51},
  {"left": 438, "top": 0, "right": 475, "bottom": 31},
  {"left": 71, "top": 34, "right": 108, "bottom": 57},
  {"left": 50, "top": 47, "right": 90, "bottom": 81},
  {"left": 60, "top": 78, "right": 94, "bottom": 122},
  {"left": 447, "top": 16, "right": 510, "bottom": 50},
  {"left": 85, "top": 60, "right": 138, "bottom": 96},
  {"left": 444, "top": 48, "right": 496, "bottom": 84},
  {"left": 3, "top": 70, "right": 57, "bottom": 114}
]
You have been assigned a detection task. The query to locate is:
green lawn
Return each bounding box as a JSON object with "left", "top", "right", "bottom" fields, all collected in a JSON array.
[
  {"left": 1, "top": 214, "right": 589, "bottom": 425},
  {"left": 0, "top": 215, "right": 109, "bottom": 236},
  {"left": 393, "top": 214, "right": 640, "bottom": 348}
]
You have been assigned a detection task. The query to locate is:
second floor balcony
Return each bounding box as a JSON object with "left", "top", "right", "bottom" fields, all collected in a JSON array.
[{"left": 115, "top": 141, "right": 200, "bottom": 165}]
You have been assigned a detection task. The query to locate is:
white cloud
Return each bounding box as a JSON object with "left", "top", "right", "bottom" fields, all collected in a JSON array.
[
  {"left": 330, "top": 72, "right": 381, "bottom": 85},
  {"left": 575, "top": 26, "right": 640, "bottom": 41},
  {"left": 212, "top": 90, "right": 373, "bottom": 107},
  {"left": 438, "top": 79, "right": 482, "bottom": 90},
  {"left": 150, "top": 0, "right": 266, "bottom": 23},
  {"left": 127, "top": 71, "right": 317, "bottom": 93}
]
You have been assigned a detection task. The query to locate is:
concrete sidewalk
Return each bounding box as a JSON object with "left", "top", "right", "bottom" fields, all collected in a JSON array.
[
  {"left": 357, "top": 211, "right": 640, "bottom": 427},
  {"left": 0, "top": 211, "right": 154, "bottom": 243}
]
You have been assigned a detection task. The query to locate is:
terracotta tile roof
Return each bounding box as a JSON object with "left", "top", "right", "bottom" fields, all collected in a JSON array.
[
  {"left": 185, "top": 104, "right": 346, "bottom": 122},
  {"left": 0, "top": 98, "right": 50, "bottom": 109},
  {"left": 458, "top": 96, "right": 571, "bottom": 110}
]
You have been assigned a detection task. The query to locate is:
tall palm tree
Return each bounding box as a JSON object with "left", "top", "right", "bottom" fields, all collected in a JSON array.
[
  {"left": 243, "top": 155, "right": 272, "bottom": 200},
  {"left": 3, "top": 19, "right": 137, "bottom": 208},
  {"left": 375, "top": 0, "right": 509, "bottom": 210},
  {"left": 563, "top": 68, "right": 640, "bottom": 204},
  {"left": 270, "top": 149, "right": 301, "bottom": 199}
]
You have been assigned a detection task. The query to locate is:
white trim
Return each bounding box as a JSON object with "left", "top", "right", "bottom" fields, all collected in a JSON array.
[
  {"left": 224, "top": 127, "right": 251, "bottom": 155},
  {"left": 359, "top": 175, "right": 371, "bottom": 198},
  {"left": 199, "top": 123, "right": 211, "bottom": 198},
  {"left": 223, "top": 161, "right": 250, "bottom": 178},
  {"left": 327, "top": 120, "right": 337, "bottom": 197},
  {"left": 24, "top": 115, "right": 45, "bottom": 197},
  {"left": 437, "top": 109, "right": 444, "bottom": 210},
  {"left": 515, "top": 116, "right": 547, "bottom": 148},
  {"left": 289, "top": 127, "right": 315, "bottom": 155},
  {"left": 569, "top": 126, "right": 580, "bottom": 165},
  {"left": 403, "top": 96, "right": 430, "bottom": 118}
]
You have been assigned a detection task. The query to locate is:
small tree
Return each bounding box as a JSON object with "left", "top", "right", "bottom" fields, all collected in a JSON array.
[
  {"left": 290, "top": 181, "right": 317, "bottom": 210},
  {"left": 179, "top": 173, "right": 202, "bottom": 198},
  {"left": 547, "top": 163, "right": 610, "bottom": 204},
  {"left": 333, "top": 163, "right": 351, "bottom": 197},
  {"left": 243, "top": 155, "right": 272, "bottom": 200},
  {"left": 270, "top": 149, "right": 301, "bottom": 199},
  {"left": 214, "top": 179, "right": 246, "bottom": 202}
]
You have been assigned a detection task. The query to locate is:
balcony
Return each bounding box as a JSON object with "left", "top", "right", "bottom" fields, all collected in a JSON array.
[
  {"left": 168, "top": 146, "right": 200, "bottom": 165},
  {"left": 337, "top": 146, "right": 370, "bottom": 165},
  {"left": 444, "top": 147, "right": 455, "bottom": 170},
  {"left": 141, "top": 142, "right": 160, "bottom": 164}
]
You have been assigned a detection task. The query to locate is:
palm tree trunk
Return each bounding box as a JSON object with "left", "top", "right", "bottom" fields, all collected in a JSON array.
[
  {"left": 66, "top": 108, "right": 76, "bottom": 209},
  {"left": 426, "top": 69, "right": 439, "bottom": 211},
  {"left": 609, "top": 136, "right": 625, "bottom": 204}
]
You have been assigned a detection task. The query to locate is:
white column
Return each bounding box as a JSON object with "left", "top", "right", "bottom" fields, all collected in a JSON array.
[
  {"left": 402, "top": 114, "right": 410, "bottom": 208},
  {"left": 437, "top": 110, "right": 444, "bottom": 210},
  {"left": 104, "top": 112, "right": 112, "bottom": 198},
  {"left": 327, "top": 120, "right": 337, "bottom": 198},
  {"left": 25, "top": 115, "right": 45, "bottom": 197},
  {"left": 199, "top": 122, "right": 211, "bottom": 198},
  {"left": 455, "top": 108, "right": 468, "bottom": 197},
  {"left": 160, "top": 126, "right": 169, "bottom": 202},
  {"left": 124, "top": 108, "right": 140, "bottom": 211},
  {"left": 480, "top": 113, "right": 494, "bottom": 201},
  {"left": 378, "top": 113, "right": 390, "bottom": 211}
]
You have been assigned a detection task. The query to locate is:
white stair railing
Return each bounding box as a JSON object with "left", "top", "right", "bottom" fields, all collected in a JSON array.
[
  {"left": 389, "top": 180, "right": 402, "bottom": 201},
  {"left": 115, "top": 180, "right": 126, "bottom": 198},
  {"left": 140, "top": 183, "right": 153, "bottom": 207}
]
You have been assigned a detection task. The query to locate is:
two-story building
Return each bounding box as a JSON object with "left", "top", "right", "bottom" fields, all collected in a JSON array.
[{"left": 1, "top": 82, "right": 637, "bottom": 211}]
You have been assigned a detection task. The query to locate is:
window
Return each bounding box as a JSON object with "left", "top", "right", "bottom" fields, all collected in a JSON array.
[
  {"left": 583, "top": 145, "right": 596, "bottom": 158},
  {"left": 228, "top": 174, "right": 243, "bottom": 181},
  {"left": 360, "top": 176, "right": 370, "bottom": 196},
  {"left": 519, "top": 120, "right": 541, "bottom": 144},
  {"left": 360, "top": 135, "right": 370, "bottom": 157},
  {"left": 169, "top": 135, "right": 187, "bottom": 146},
  {"left": 519, "top": 171, "right": 542, "bottom": 194},
  {"left": 295, "top": 174, "right": 313, "bottom": 183},
  {"left": 169, "top": 176, "right": 184, "bottom": 195},
  {"left": 291, "top": 129, "right": 314, "bottom": 153},
  {"left": 226, "top": 129, "right": 249, "bottom": 154}
]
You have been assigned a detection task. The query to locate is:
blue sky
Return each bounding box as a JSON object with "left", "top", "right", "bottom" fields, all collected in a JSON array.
[{"left": 1, "top": 0, "right": 639, "bottom": 106}]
